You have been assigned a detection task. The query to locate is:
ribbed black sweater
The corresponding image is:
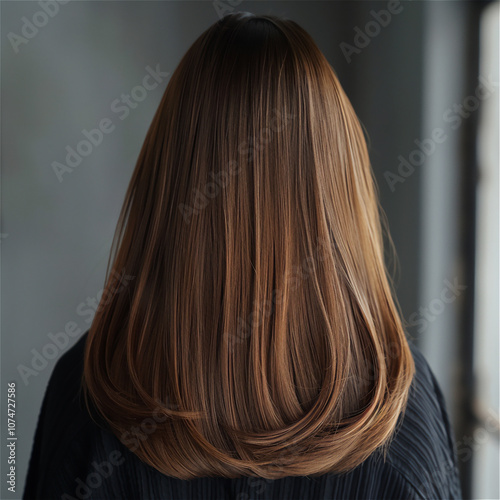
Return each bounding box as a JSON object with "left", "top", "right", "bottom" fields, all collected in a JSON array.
[{"left": 23, "top": 331, "right": 462, "bottom": 499}]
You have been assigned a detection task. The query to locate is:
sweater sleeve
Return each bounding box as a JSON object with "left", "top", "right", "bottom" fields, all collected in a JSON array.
[
  {"left": 426, "top": 358, "right": 463, "bottom": 498},
  {"left": 388, "top": 342, "right": 463, "bottom": 500},
  {"left": 22, "top": 382, "right": 50, "bottom": 499},
  {"left": 22, "top": 332, "right": 93, "bottom": 500}
]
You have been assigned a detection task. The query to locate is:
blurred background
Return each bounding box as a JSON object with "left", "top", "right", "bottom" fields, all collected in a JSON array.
[{"left": 1, "top": 1, "right": 498, "bottom": 498}]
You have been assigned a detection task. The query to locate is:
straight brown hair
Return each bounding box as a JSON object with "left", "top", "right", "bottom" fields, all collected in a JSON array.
[{"left": 83, "top": 12, "right": 415, "bottom": 480}]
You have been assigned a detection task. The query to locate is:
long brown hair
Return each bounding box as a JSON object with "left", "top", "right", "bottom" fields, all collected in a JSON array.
[{"left": 83, "top": 12, "right": 415, "bottom": 480}]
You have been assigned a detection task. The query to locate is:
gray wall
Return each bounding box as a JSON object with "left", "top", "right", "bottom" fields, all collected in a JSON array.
[{"left": 1, "top": 1, "right": 468, "bottom": 497}]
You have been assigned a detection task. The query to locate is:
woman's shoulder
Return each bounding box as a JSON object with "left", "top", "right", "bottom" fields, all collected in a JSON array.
[
  {"left": 23, "top": 330, "right": 97, "bottom": 499},
  {"left": 50, "top": 334, "right": 462, "bottom": 479},
  {"left": 381, "top": 340, "right": 462, "bottom": 498},
  {"left": 26, "top": 332, "right": 463, "bottom": 499}
]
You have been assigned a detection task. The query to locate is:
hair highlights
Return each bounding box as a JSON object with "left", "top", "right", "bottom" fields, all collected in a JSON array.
[{"left": 83, "top": 12, "right": 415, "bottom": 480}]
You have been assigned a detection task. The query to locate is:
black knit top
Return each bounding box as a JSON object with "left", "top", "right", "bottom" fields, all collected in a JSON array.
[{"left": 23, "top": 331, "right": 462, "bottom": 499}]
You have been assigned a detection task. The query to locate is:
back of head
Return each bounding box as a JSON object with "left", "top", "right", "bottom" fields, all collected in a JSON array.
[{"left": 83, "top": 12, "right": 415, "bottom": 480}]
